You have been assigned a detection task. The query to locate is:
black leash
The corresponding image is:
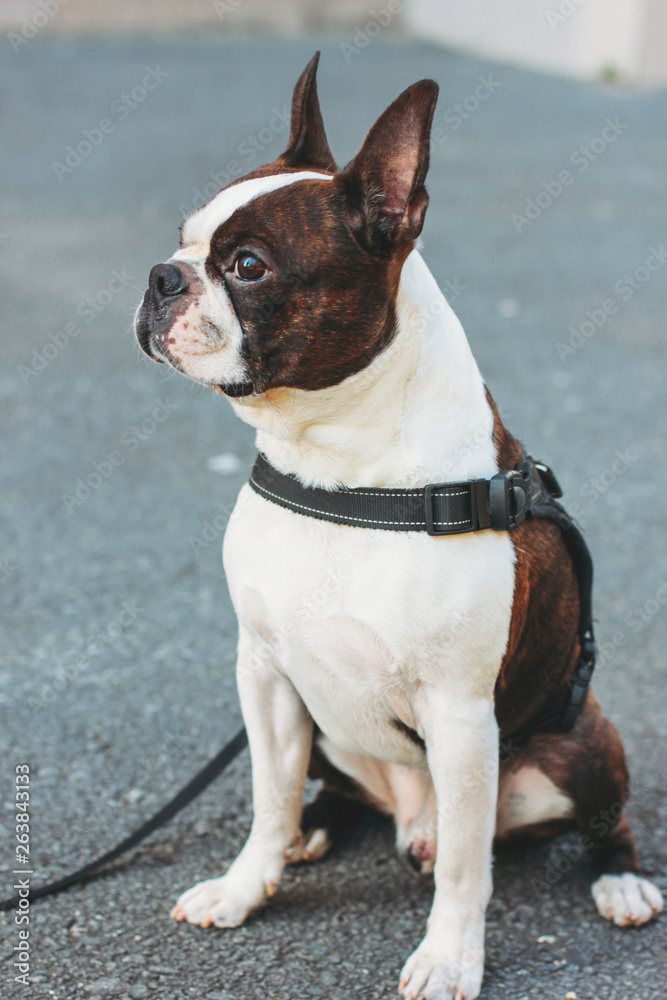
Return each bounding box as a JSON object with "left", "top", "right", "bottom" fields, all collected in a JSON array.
[{"left": 0, "top": 727, "right": 247, "bottom": 913}]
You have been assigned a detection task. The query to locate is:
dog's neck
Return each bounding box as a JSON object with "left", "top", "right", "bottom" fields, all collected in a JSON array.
[{"left": 230, "top": 251, "right": 498, "bottom": 489}]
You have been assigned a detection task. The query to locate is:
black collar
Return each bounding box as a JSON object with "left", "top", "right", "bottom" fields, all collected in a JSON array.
[{"left": 248, "top": 451, "right": 550, "bottom": 535}]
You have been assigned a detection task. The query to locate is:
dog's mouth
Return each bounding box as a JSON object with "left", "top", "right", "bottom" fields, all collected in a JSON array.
[
  {"left": 214, "top": 381, "right": 256, "bottom": 398},
  {"left": 144, "top": 336, "right": 256, "bottom": 398},
  {"left": 134, "top": 298, "right": 166, "bottom": 364},
  {"left": 136, "top": 307, "right": 257, "bottom": 398},
  {"left": 145, "top": 338, "right": 167, "bottom": 365}
]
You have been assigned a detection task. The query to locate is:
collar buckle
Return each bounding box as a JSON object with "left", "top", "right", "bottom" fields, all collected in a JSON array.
[
  {"left": 424, "top": 479, "right": 491, "bottom": 536},
  {"left": 488, "top": 469, "right": 533, "bottom": 530}
]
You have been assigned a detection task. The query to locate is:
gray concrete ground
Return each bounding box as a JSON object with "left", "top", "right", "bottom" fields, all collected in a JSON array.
[{"left": 1, "top": 32, "right": 666, "bottom": 1000}]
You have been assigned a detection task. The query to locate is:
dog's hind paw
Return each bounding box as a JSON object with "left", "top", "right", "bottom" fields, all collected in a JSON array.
[
  {"left": 405, "top": 835, "right": 436, "bottom": 875},
  {"left": 592, "top": 873, "right": 663, "bottom": 927},
  {"left": 284, "top": 827, "right": 332, "bottom": 864}
]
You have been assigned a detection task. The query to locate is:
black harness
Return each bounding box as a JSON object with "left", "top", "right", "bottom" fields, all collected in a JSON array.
[{"left": 249, "top": 450, "right": 596, "bottom": 739}]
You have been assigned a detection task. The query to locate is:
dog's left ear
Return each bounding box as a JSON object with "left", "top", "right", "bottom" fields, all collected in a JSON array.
[
  {"left": 340, "top": 79, "right": 439, "bottom": 252},
  {"left": 279, "top": 52, "right": 336, "bottom": 172}
]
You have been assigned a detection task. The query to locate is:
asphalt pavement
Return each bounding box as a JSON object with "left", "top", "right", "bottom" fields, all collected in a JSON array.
[{"left": 1, "top": 32, "right": 666, "bottom": 1000}]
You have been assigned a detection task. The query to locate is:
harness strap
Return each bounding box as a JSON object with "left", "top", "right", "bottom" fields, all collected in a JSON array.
[
  {"left": 249, "top": 450, "right": 597, "bottom": 739},
  {"left": 528, "top": 499, "right": 596, "bottom": 734}
]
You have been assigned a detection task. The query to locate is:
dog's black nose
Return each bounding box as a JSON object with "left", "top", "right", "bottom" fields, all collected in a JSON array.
[{"left": 150, "top": 262, "right": 188, "bottom": 300}]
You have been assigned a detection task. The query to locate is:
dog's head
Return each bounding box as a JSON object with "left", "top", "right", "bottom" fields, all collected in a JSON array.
[{"left": 135, "top": 53, "right": 438, "bottom": 398}]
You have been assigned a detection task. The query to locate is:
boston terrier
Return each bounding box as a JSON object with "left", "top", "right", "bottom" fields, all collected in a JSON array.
[{"left": 135, "top": 53, "right": 662, "bottom": 1000}]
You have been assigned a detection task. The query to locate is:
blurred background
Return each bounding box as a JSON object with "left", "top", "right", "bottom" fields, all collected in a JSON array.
[
  {"left": 1, "top": 3, "right": 666, "bottom": 1000},
  {"left": 2, "top": 0, "right": 667, "bottom": 83}
]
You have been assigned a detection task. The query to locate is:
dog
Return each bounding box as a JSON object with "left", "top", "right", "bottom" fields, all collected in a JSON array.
[{"left": 134, "top": 53, "right": 662, "bottom": 1000}]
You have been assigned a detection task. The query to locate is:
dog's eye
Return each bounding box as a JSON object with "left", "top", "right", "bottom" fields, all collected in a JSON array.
[{"left": 234, "top": 254, "right": 268, "bottom": 281}]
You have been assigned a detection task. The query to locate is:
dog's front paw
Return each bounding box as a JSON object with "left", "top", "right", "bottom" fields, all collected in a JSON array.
[
  {"left": 398, "top": 939, "right": 483, "bottom": 1000},
  {"left": 592, "top": 873, "right": 663, "bottom": 927},
  {"left": 171, "top": 871, "right": 271, "bottom": 928}
]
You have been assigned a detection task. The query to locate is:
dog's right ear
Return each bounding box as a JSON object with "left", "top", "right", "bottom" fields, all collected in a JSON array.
[
  {"left": 340, "top": 79, "right": 439, "bottom": 254},
  {"left": 279, "top": 52, "right": 336, "bottom": 172}
]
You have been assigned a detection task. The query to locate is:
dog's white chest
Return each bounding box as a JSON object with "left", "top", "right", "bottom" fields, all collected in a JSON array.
[{"left": 224, "top": 486, "right": 516, "bottom": 765}]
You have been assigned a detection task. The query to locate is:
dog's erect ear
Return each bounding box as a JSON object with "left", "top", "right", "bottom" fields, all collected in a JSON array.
[
  {"left": 340, "top": 80, "right": 439, "bottom": 252},
  {"left": 279, "top": 52, "right": 336, "bottom": 172}
]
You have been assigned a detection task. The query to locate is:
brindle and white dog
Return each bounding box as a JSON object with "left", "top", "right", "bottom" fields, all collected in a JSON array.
[{"left": 135, "top": 54, "right": 662, "bottom": 1000}]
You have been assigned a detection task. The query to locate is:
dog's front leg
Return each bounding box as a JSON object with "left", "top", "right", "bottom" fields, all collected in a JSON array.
[
  {"left": 172, "top": 628, "right": 313, "bottom": 928},
  {"left": 399, "top": 693, "right": 498, "bottom": 1000}
]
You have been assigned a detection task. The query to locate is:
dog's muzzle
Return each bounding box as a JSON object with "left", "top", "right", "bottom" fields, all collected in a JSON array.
[
  {"left": 135, "top": 261, "right": 191, "bottom": 362},
  {"left": 134, "top": 261, "right": 255, "bottom": 398}
]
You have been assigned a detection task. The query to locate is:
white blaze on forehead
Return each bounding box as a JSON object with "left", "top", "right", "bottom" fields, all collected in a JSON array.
[
  {"left": 181, "top": 171, "right": 333, "bottom": 251},
  {"left": 159, "top": 171, "right": 333, "bottom": 390}
]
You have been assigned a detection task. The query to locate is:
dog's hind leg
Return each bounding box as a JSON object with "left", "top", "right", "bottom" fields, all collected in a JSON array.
[
  {"left": 496, "top": 692, "right": 663, "bottom": 927},
  {"left": 286, "top": 733, "right": 394, "bottom": 864},
  {"left": 285, "top": 788, "right": 367, "bottom": 863},
  {"left": 289, "top": 731, "right": 437, "bottom": 870}
]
